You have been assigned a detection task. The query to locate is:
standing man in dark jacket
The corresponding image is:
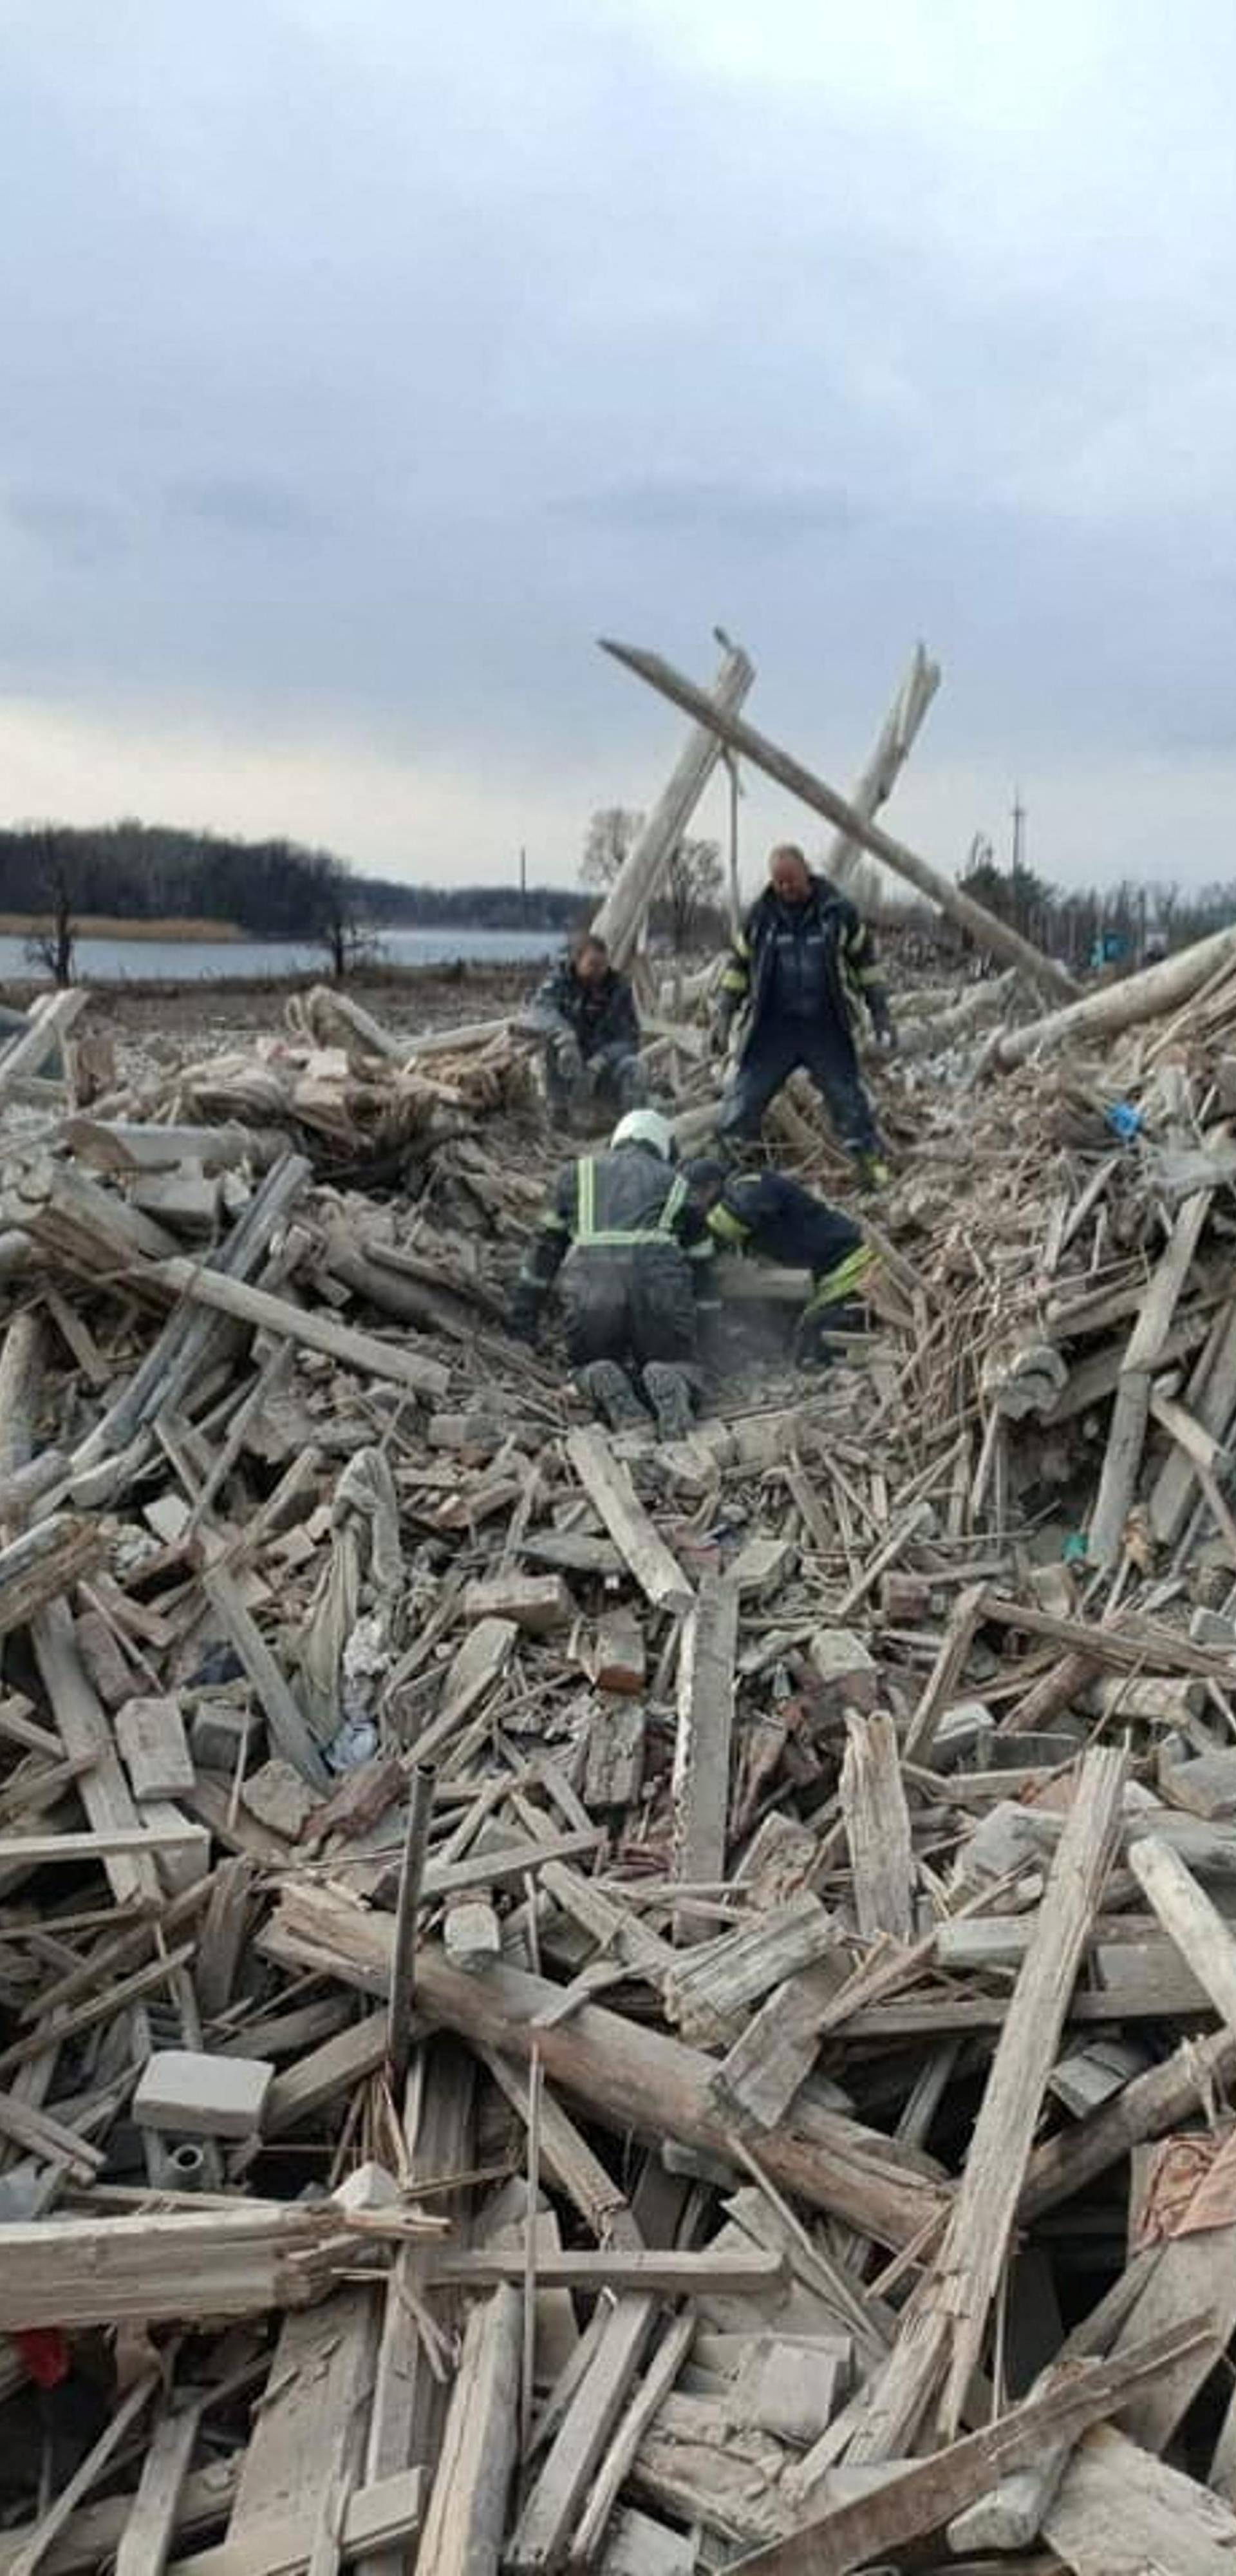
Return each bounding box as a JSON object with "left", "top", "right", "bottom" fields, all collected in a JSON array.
[
  {"left": 714, "top": 846, "right": 894, "bottom": 1182},
  {"left": 532, "top": 931, "right": 645, "bottom": 1123},
  {"left": 509, "top": 1110, "right": 711, "bottom": 1435}
]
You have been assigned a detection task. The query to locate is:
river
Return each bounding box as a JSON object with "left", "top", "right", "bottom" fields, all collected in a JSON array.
[{"left": 0, "top": 926, "right": 559, "bottom": 985}]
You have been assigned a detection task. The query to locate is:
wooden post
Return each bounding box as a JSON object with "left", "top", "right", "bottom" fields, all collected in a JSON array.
[
  {"left": 590, "top": 643, "right": 754, "bottom": 971},
  {"left": 825, "top": 641, "right": 941, "bottom": 895},
  {"left": 599, "top": 639, "right": 1076, "bottom": 998}
]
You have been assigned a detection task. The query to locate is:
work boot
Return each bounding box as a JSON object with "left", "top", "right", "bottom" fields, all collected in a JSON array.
[
  {"left": 854, "top": 1151, "right": 890, "bottom": 1191},
  {"left": 576, "top": 1359, "right": 648, "bottom": 1431},
  {"left": 796, "top": 1300, "right": 870, "bottom": 1368},
  {"left": 641, "top": 1362, "right": 695, "bottom": 1441}
]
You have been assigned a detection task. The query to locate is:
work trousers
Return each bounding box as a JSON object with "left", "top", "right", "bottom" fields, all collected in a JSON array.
[
  {"left": 545, "top": 1037, "right": 646, "bottom": 1119},
  {"left": 716, "top": 1017, "right": 878, "bottom": 1154},
  {"left": 562, "top": 1242, "right": 698, "bottom": 1378}
]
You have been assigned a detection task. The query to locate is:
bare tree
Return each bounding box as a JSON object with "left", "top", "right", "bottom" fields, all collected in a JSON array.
[
  {"left": 581, "top": 807, "right": 644, "bottom": 891},
  {"left": 305, "top": 851, "right": 380, "bottom": 981},
  {"left": 24, "top": 827, "right": 80, "bottom": 985},
  {"left": 662, "top": 836, "right": 723, "bottom": 952}
]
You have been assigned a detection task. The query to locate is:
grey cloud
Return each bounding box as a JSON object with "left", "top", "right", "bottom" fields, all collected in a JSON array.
[
  {"left": 556, "top": 478, "right": 857, "bottom": 542},
  {"left": 8, "top": 488, "right": 130, "bottom": 565},
  {"left": 164, "top": 476, "right": 320, "bottom": 537}
]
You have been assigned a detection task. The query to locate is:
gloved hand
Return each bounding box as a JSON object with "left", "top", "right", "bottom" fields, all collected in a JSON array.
[
  {"left": 709, "top": 1008, "right": 734, "bottom": 1061},
  {"left": 869, "top": 998, "right": 897, "bottom": 1054},
  {"left": 554, "top": 1034, "right": 585, "bottom": 1084}
]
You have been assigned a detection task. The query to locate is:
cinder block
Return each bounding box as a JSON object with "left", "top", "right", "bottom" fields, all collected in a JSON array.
[{"left": 133, "top": 2049, "right": 274, "bottom": 2140}]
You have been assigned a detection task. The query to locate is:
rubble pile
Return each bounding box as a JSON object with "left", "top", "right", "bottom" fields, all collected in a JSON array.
[{"left": 4, "top": 953, "right": 1236, "bottom": 2575}]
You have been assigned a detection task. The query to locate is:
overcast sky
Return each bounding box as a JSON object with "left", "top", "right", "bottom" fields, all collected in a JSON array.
[{"left": 4, "top": 0, "right": 1236, "bottom": 894}]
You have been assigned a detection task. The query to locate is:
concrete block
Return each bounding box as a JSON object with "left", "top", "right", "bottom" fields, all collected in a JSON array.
[
  {"left": 133, "top": 2048, "right": 274, "bottom": 2139},
  {"left": 116, "top": 1693, "right": 194, "bottom": 1800}
]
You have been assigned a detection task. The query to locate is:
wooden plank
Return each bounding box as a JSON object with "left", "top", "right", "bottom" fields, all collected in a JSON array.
[
  {"left": 360, "top": 2038, "right": 474, "bottom": 2576},
  {"left": 839, "top": 1710, "right": 913, "bottom": 1943},
  {"left": 565, "top": 1428, "right": 693, "bottom": 1615},
  {"left": 149, "top": 1255, "right": 451, "bottom": 1399},
  {"left": 1044, "top": 2423, "right": 1236, "bottom": 2576},
  {"left": 203, "top": 1565, "right": 328, "bottom": 1788},
  {"left": 115, "top": 2400, "right": 201, "bottom": 2576},
  {"left": 427, "top": 2247, "right": 783, "bottom": 2293},
  {"left": 32, "top": 1601, "right": 162, "bottom": 1906},
  {"left": 731, "top": 2327, "right": 1210, "bottom": 2576},
  {"left": 672, "top": 1573, "right": 738, "bottom": 1938},
  {"left": 570, "top": 2312, "right": 696, "bottom": 2568},
  {"left": 509, "top": 2295, "right": 656, "bottom": 2572},
  {"left": 171, "top": 2469, "right": 423, "bottom": 2576},
  {"left": 225, "top": 2289, "right": 376, "bottom": 2553},
  {"left": 848, "top": 1745, "right": 1126, "bottom": 2459},
  {"left": 416, "top": 2286, "right": 520, "bottom": 2576}
]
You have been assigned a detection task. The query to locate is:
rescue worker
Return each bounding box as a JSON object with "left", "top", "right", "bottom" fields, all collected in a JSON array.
[
  {"left": 509, "top": 1108, "right": 711, "bottom": 1435},
  {"left": 685, "top": 1159, "right": 876, "bottom": 1362},
  {"left": 531, "top": 931, "right": 644, "bottom": 1124},
  {"left": 713, "top": 844, "right": 894, "bottom": 1182}
]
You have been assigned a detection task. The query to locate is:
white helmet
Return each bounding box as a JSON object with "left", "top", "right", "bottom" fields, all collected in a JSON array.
[{"left": 610, "top": 1108, "right": 676, "bottom": 1162}]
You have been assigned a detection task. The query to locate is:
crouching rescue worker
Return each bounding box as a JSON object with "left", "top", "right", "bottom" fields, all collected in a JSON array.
[
  {"left": 531, "top": 931, "right": 645, "bottom": 1124},
  {"left": 510, "top": 1109, "right": 711, "bottom": 1435},
  {"left": 685, "top": 1159, "right": 876, "bottom": 1363},
  {"left": 714, "top": 844, "right": 894, "bottom": 1183}
]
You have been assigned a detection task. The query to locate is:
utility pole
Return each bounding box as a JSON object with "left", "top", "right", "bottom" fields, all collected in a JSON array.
[
  {"left": 518, "top": 844, "right": 527, "bottom": 925},
  {"left": 1010, "top": 788, "right": 1027, "bottom": 932}
]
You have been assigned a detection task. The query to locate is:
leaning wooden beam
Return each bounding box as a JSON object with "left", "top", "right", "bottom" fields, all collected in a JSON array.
[
  {"left": 416, "top": 2285, "right": 521, "bottom": 2576},
  {"left": 988, "top": 918, "right": 1236, "bottom": 1072},
  {"left": 732, "top": 2324, "right": 1210, "bottom": 2576},
  {"left": 261, "top": 1887, "right": 947, "bottom": 2250},
  {"left": 599, "top": 639, "right": 1075, "bottom": 997},
  {"left": 590, "top": 641, "right": 754, "bottom": 970},
  {"left": 848, "top": 1745, "right": 1126, "bottom": 2460},
  {"left": 825, "top": 641, "right": 941, "bottom": 893},
  {"left": 147, "top": 1256, "right": 451, "bottom": 1399}
]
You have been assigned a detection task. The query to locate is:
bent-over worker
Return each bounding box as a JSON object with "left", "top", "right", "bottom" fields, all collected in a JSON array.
[
  {"left": 531, "top": 931, "right": 645, "bottom": 1123},
  {"left": 686, "top": 1159, "right": 876, "bottom": 1363},
  {"left": 714, "top": 844, "right": 894, "bottom": 1182},
  {"left": 510, "top": 1108, "right": 710, "bottom": 1436}
]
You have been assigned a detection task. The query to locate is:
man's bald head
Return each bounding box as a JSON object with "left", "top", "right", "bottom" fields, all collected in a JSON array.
[{"left": 769, "top": 844, "right": 811, "bottom": 905}]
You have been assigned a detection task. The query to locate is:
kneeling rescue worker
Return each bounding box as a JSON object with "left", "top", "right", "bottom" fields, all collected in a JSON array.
[
  {"left": 510, "top": 1109, "right": 710, "bottom": 1436},
  {"left": 685, "top": 1160, "right": 876, "bottom": 1362}
]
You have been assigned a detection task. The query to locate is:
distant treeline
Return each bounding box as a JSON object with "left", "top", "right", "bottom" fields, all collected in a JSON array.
[
  {"left": 362, "top": 879, "right": 581, "bottom": 932},
  {"left": 959, "top": 855, "right": 1236, "bottom": 971},
  {"left": 0, "top": 821, "right": 583, "bottom": 940}
]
